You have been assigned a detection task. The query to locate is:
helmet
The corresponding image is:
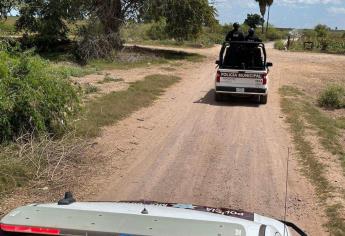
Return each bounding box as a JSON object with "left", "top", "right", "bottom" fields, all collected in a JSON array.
[
  {"left": 248, "top": 28, "right": 255, "bottom": 36},
  {"left": 233, "top": 22, "right": 240, "bottom": 29}
]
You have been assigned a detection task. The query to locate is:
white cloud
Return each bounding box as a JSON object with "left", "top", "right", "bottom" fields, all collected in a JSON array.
[
  {"left": 279, "top": 0, "right": 343, "bottom": 4},
  {"left": 328, "top": 6, "right": 345, "bottom": 13},
  {"left": 213, "top": 0, "right": 345, "bottom": 7}
]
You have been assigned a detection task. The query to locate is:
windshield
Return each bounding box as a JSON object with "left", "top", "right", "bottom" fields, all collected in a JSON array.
[{"left": 1, "top": 1, "right": 343, "bottom": 236}]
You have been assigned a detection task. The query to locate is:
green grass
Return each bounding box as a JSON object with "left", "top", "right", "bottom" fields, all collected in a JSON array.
[
  {"left": 97, "top": 75, "right": 124, "bottom": 84},
  {"left": 0, "top": 16, "right": 17, "bottom": 36},
  {"left": 161, "top": 67, "right": 177, "bottom": 71},
  {"left": 274, "top": 40, "right": 285, "bottom": 50},
  {"left": 280, "top": 85, "right": 345, "bottom": 235},
  {"left": 76, "top": 74, "right": 181, "bottom": 137},
  {"left": 88, "top": 54, "right": 203, "bottom": 71},
  {"left": 302, "top": 104, "right": 345, "bottom": 169},
  {"left": 318, "top": 84, "right": 345, "bottom": 109},
  {"left": 279, "top": 85, "right": 304, "bottom": 97},
  {"left": 129, "top": 39, "right": 214, "bottom": 48},
  {"left": 88, "top": 58, "right": 166, "bottom": 70},
  {"left": 326, "top": 204, "right": 345, "bottom": 236},
  {"left": 289, "top": 38, "right": 345, "bottom": 55},
  {"left": 84, "top": 84, "right": 99, "bottom": 94},
  {"left": 52, "top": 63, "right": 98, "bottom": 77},
  {"left": 42, "top": 46, "right": 204, "bottom": 71},
  {"left": 336, "top": 117, "right": 345, "bottom": 129},
  {"left": 280, "top": 86, "right": 345, "bottom": 171}
]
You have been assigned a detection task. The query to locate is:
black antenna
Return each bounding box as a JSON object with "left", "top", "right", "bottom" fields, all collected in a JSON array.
[
  {"left": 141, "top": 199, "right": 148, "bottom": 215},
  {"left": 283, "top": 148, "right": 290, "bottom": 236}
]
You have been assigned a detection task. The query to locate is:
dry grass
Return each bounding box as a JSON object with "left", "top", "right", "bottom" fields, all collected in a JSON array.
[
  {"left": 280, "top": 85, "right": 345, "bottom": 235},
  {"left": 0, "top": 133, "right": 88, "bottom": 197}
]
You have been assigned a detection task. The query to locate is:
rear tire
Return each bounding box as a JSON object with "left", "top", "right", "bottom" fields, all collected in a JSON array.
[
  {"left": 215, "top": 92, "right": 223, "bottom": 102},
  {"left": 260, "top": 95, "right": 268, "bottom": 104}
]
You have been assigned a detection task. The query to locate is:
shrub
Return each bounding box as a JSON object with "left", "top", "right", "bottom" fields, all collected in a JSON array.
[
  {"left": 265, "top": 27, "right": 285, "bottom": 41},
  {"left": 84, "top": 84, "right": 99, "bottom": 94},
  {"left": 0, "top": 44, "right": 80, "bottom": 142},
  {"left": 318, "top": 84, "right": 345, "bottom": 109},
  {"left": 147, "top": 18, "right": 167, "bottom": 40},
  {"left": 274, "top": 40, "right": 285, "bottom": 50},
  {"left": 121, "top": 22, "right": 152, "bottom": 43}
]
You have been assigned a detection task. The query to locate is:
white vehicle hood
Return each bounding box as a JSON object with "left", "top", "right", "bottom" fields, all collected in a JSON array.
[{"left": 1, "top": 201, "right": 292, "bottom": 236}]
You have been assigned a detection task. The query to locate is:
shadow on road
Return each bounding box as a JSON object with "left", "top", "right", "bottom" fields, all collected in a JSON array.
[{"left": 194, "top": 89, "right": 260, "bottom": 108}]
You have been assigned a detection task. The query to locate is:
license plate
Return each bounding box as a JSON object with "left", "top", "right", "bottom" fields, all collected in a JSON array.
[
  {"left": 236, "top": 88, "right": 245, "bottom": 93},
  {"left": 223, "top": 77, "right": 236, "bottom": 80}
]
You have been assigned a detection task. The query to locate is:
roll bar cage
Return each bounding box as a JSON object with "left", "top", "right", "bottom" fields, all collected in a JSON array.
[{"left": 217, "top": 41, "right": 269, "bottom": 69}]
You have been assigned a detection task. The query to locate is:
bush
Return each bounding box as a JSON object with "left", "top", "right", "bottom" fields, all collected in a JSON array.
[
  {"left": 0, "top": 42, "right": 80, "bottom": 142},
  {"left": 147, "top": 18, "right": 167, "bottom": 40},
  {"left": 274, "top": 40, "right": 285, "bottom": 50},
  {"left": 318, "top": 85, "right": 345, "bottom": 109},
  {"left": 121, "top": 22, "right": 152, "bottom": 43},
  {"left": 265, "top": 27, "right": 285, "bottom": 41}
]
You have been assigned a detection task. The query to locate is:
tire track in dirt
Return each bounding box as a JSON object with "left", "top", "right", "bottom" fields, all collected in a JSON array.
[{"left": 83, "top": 45, "right": 328, "bottom": 235}]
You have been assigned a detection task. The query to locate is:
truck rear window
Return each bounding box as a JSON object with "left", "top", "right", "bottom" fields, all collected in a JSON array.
[{"left": 222, "top": 45, "right": 265, "bottom": 70}]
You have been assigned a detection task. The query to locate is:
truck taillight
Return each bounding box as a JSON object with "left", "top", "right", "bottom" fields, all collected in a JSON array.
[
  {"left": 216, "top": 71, "right": 221, "bottom": 82},
  {"left": 261, "top": 73, "right": 267, "bottom": 85},
  {"left": 0, "top": 223, "right": 61, "bottom": 235}
]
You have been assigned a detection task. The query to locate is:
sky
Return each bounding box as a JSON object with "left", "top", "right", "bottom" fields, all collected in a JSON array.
[{"left": 214, "top": 0, "right": 345, "bottom": 29}]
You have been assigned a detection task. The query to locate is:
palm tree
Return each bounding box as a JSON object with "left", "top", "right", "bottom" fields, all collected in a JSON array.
[
  {"left": 255, "top": 0, "right": 266, "bottom": 33},
  {"left": 255, "top": 0, "right": 274, "bottom": 34},
  {"left": 266, "top": 0, "right": 273, "bottom": 33}
]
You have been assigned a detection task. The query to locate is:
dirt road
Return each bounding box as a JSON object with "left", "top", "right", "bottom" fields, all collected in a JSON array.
[{"left": 85, "top": 45, "right": 328, "bottom": 235}]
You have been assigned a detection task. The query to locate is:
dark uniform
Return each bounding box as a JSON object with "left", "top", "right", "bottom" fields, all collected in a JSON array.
[
  {"left": 225, "top": 23, "right": 244, "bottom": 41},
  {"left": 244, "top": 28, "right": 263, "bottom": 68},
  {"left": 221, "top": 23, "right": 244, "bottom": 67},
  {"left": 225, "top": 29, "right": 245, "bottom": 41},
  {"left": 245, "top": 28, "right": 262, "bottom": 42}
]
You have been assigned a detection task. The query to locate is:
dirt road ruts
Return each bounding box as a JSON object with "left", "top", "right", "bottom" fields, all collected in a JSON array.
[{"left": 86, "top": 45, "right": 329, "bottom": 235}]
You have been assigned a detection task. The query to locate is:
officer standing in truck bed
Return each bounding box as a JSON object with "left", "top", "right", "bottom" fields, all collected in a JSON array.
[
  {"left": 245, "top": 28, "right": 262, "bottom": 42},
  {"left": 225, "top": 22, "right": 245, "bottom": 41}
]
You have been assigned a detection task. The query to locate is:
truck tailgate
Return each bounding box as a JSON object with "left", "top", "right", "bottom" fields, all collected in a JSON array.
[{"left": 218, "top": 69, "right": 266, "bottom": 88}]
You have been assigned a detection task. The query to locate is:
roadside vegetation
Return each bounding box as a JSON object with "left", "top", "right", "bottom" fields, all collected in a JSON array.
[
  {"left": 0, "top": 16, "right": 16, "bottom": 36},
  {"left": 122, "top": 21, "right": 287, "bottom": 48},
  {"left": 280, "top": 86, "right": 345, "bottom": 235},
  {"left": 0, "top": 42, "right": 82, "bottom": 142},
  {"left": 0, "top": 0, "right": 208, "bottom": 198},
  {"left": 76, "top": 74, "right": 181, "bottom": 137},
  {"left": 0, "top": 39, "right": 192, "bottom": 198},
  {"left": 274, "top": 40, "right": 285, "bottom": 50},
  {"left": 0, "top": 134, "right": 87, "bottom": 196},
  {"left": 318, "top": 84, "right": 345, "bottom": 109},
  {"left": 275, "top": 24, "right": 345, "bottom": 54}
]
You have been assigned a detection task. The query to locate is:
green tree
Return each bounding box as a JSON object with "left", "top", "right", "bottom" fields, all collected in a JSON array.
[
  {"left": 244, "top": 13, "right": 264, "bottom": 29},
  {"left": 140, "top": 0, "right": 216, "bottom": 41},
  {"left": 314, "top": 24, "right": 330, "bottom": 38},
  {"left": 8, "top": 0, "right": 216, "bottom": 57},
  {"left": 0, "top": 0, "right": 15, "bottom": 19},
  {"left": 163, "top": 0, "right": 216, "bottom": 41},
  {"left": 15, "top": 0, "right": 80, "bottom": 50}
]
